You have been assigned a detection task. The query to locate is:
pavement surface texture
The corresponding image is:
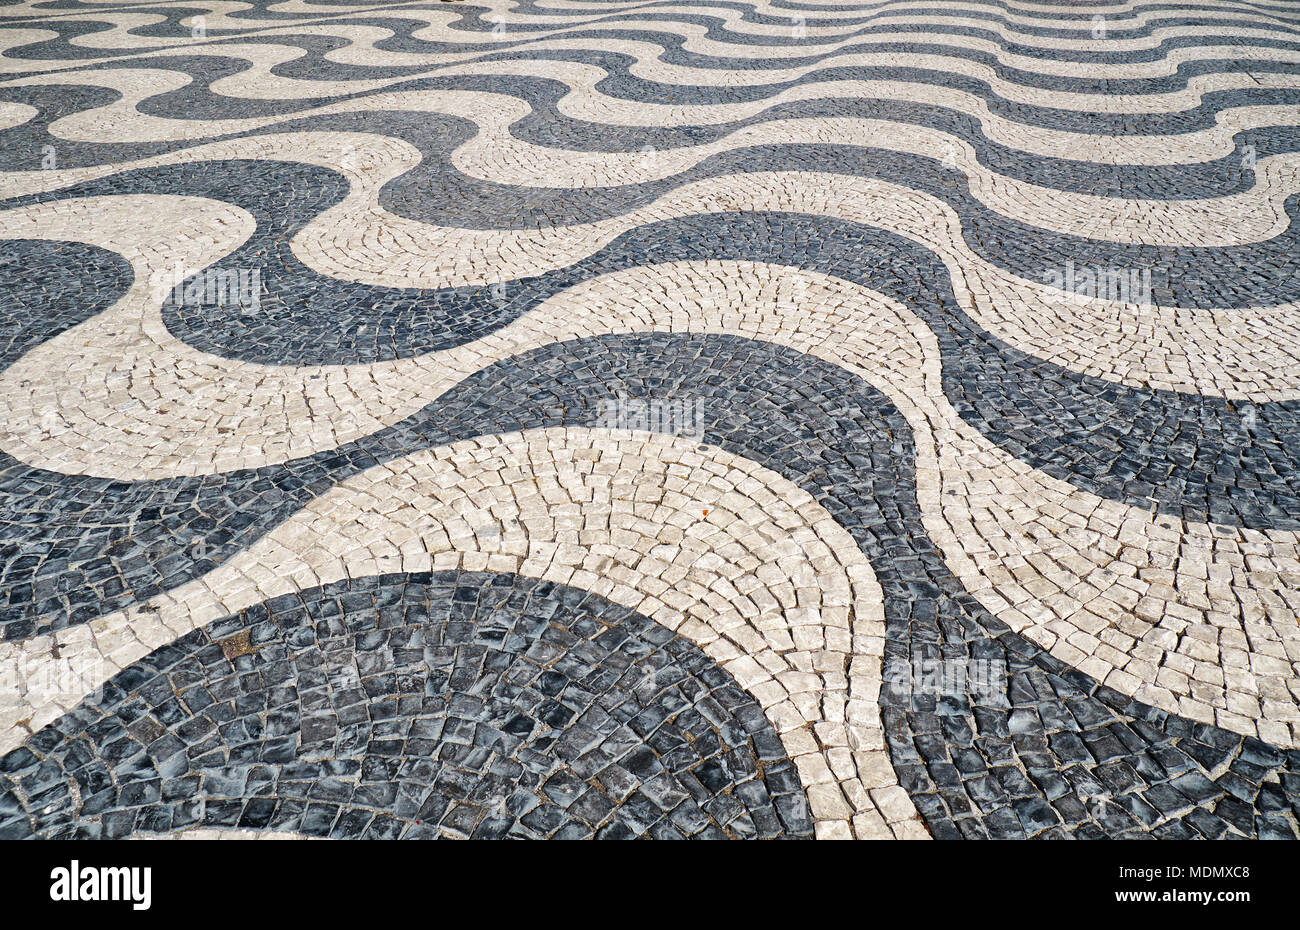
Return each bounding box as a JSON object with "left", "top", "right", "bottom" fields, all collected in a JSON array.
[{"left": 1, "top": 0, "right": 1299, "bottom": 840}]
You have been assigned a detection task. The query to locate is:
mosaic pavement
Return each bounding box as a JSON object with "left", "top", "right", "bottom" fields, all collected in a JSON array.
[{"left": 0, "top": 0, "right": 1299, "bottom": 841}]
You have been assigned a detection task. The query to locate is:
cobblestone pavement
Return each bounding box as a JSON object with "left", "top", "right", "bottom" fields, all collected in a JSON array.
[{"left": 0, "top": 0, "right": 1299, "bottom": 840}]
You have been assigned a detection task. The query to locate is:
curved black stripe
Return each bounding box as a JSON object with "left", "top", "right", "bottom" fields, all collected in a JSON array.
[
  {"left": 8, "top": 4, "right": 1300, "bottom": 100},
  {"left": 0, "top": 570, "right": 812, "bottom": 839},
  {"left": 3, "top": 161, "right": 1298, "bottom": 535},
  {"left": 0, "top": 239, "right": 133, "bottom": 372},
  {"left": 3, "top": 59, "right": 1298, "bottom": 198}
]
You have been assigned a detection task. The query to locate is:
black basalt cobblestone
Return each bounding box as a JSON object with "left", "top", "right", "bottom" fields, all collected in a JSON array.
[
  {"left": 0, "top": 239, "right": 132, "bottom": 369},
  {"left": 0, "top": 571, "right": 812, "bottom": 839}
]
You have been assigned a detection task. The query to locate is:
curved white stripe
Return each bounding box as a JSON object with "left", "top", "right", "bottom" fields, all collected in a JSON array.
[
  {"left": 0, "top": 99, "right": 35, "bottom": 131},
  {"left": 529, "top": 260, "right": 1300, "bottom": 748},
  {"left": 4, "top": 0, "right": 1294, "bottom": 29},
  {"left": 1, "top": 167, "right": 1296, "bottom": 488},
  {"left": 1, "top": 242, "right": 1295, "bottom": 745},
  {"left": 9, "top": 0, "right": 1300, "bottom": 34},
  {"left": 7, "top": 7, "right": 1300, "bottom": 89},
  {"left": 532, "top": 0, "right": 1300, "bottom": 26},
  {"left": 8, "top": 28, "right": 1297, "bottom": 121},
  {"left": 35, "top": 1, "right": 1300, "bottom": 60},
  {"left": 12, "top": 64, "right": 1298, "bottom": 172},
  {"left": 0, "top": 426, "right": 922, "bottom": 840},
  {"left": 2, "top": 173, "right": 1297, "bottom": 485}
]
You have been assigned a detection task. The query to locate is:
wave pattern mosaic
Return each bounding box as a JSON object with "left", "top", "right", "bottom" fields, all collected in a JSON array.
[{"left": 0, "top": 0, "right": 1298, "bottom": 840}]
